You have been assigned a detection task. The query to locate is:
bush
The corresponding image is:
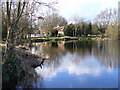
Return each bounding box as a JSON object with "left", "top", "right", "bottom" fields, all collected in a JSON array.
[
  {"left": 50, "top": 29, "right": 58, "bottom": 37},
  {"left": 64, "top": 23, "right": 75, "bottom": 36}
]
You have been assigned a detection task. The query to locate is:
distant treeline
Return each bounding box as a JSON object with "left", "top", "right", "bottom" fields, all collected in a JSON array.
[{"left": 63, "top": 8, "right": 118, "bottom": 39}]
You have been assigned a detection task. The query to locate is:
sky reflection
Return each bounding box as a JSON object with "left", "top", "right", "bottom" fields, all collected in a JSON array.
[{"left": 33, "top": 41, "right": 118, "bottom": 88}]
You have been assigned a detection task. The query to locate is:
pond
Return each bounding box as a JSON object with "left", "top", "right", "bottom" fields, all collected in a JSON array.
[{"left": 28, "top": 40, "right": 118, "bottom": 88}]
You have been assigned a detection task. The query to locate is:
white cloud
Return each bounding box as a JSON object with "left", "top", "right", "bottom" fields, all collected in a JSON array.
[
  {"left": 35, "top": 53, "right": 103, "bottom": 80},
  {"left": 35, "top": 66, "right": 58, "bottom": 79},
  {"left": 56, "top": 0, "right": 119, "bottom": 21},
  {"left": 27, "top": 0, "right": 119, "bottom": 22}
]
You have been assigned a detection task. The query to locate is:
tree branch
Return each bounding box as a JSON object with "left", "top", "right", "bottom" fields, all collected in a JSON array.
[
  {"left": 6, "top": 1, "right": 10, "bottom": 25},
  {"left": 11, "top": 2, "right": 26, "bottom": 28},
  {"left": 17, "top": 2, "right": 21, "bottom": 18}
]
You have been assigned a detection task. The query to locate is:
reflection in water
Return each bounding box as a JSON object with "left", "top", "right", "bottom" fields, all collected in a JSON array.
[{"left": 29, "top": 40, "right": 118, "bottom": 88}]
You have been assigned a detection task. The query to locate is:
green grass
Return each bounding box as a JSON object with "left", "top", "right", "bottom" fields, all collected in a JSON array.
[{"left": 31, "top": 36, "right": 101, "bottom": 42}]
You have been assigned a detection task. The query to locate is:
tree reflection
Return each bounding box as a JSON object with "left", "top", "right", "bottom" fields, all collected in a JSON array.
[
  {"left": 29, "top": 40, "right": 118, "bottom": 88},
  {"left": 31, "top": 40, "right": 118, "bottom": 71}
]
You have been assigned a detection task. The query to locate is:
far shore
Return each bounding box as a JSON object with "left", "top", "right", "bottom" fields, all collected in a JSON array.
[
  {"left": 1, "top": 36, "right": 118, "bottom": 47},
  {"left": 30, "top": 36, "right": 118, "bottom": 43}
]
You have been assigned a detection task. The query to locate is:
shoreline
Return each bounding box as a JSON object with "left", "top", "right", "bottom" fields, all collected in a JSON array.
[
  {"left": 30, "top": 36, "right": 118, "bottom": 43},
  {"left": 1, "top": 37, "right": 118, "bottom": 47}
]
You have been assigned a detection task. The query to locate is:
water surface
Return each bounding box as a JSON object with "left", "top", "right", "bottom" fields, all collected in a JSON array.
[{"left": 30, "top": 40, "right": 118, "bottom": 88}]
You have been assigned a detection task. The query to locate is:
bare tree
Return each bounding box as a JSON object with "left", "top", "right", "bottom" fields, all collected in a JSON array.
[
  {"left": 94, "top": 8, "right": 118, "bottom": 39},
  {"left": 40, "top": 11, "right": 67, "bottom": 34},
  {"left": 2, "top": 0, "right": 58, "bottom": 52}
]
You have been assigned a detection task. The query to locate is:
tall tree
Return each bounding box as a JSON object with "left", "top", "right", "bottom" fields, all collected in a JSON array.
[
  {"left": 2, "top": 0, "right": 58, "bottom": 64},
  {"left": 5, "top": 0, "right": 26, "bottom": 51},
  {"left": 64, "top": 23, "right": 75, "bottom": 37}
]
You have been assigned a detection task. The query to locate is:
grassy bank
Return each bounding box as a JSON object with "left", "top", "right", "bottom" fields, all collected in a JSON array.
[{"left": 30, "top": 36, "right": 105, "bottom": 42}]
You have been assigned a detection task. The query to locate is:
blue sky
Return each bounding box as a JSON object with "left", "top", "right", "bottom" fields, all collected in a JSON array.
[
  {"left": 55, "top": 0, "right": 119, "bottom": 22},
  {"left": 38, "top": 0, "right": 119, "bottom": 23}
]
